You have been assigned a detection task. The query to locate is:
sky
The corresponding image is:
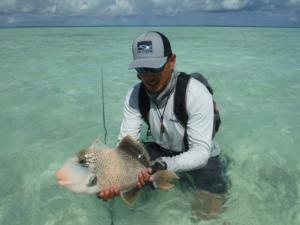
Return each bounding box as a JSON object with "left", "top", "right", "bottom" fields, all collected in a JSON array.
[{"left": 0, "top": 0, "right": 299, "bottom": 27}]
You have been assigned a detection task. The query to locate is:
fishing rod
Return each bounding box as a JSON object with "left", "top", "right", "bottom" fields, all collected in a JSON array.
[{"left": 100, "top": 67, "right": 114, "bottom": 225}]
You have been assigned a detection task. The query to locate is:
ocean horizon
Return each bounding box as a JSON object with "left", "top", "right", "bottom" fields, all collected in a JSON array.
[{"left": 1, "top": 24, "right": 300, "bottom": 28}]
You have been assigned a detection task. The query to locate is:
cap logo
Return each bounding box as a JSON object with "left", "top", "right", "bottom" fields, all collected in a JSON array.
[{"left": 137, "top": 41, "right": 152, "bottom": 54}]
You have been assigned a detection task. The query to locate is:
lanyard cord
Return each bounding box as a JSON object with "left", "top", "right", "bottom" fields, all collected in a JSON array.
[{"left": 154, "top": 90, "right": 174, "bottom": 135}]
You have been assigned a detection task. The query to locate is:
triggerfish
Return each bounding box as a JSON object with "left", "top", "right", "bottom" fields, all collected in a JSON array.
[{"left": 55, "top": 135, "right": 179, "bottom": 205}]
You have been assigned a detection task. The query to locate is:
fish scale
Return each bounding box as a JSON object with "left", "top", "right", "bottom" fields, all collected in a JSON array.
[{"left": 89, "top": 147, "right": 145, "bottom": 191}]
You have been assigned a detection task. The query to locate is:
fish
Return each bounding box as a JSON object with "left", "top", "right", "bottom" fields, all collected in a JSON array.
[{"left": 55, "top": 135, "right": 179, "bottom": 205}]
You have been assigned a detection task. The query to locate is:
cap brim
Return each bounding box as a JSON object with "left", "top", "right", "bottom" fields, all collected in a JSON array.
[{"left": 128, "top": 57, "right": 168, "bottom": 70}]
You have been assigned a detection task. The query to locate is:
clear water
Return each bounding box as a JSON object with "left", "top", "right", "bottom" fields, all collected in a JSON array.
[{"left": 0, "top": 27, "right": 299, "bottom": 225}]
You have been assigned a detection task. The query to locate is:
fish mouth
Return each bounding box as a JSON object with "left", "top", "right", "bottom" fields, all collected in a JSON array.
[
  {"left": 56, "top": 179, "right": 73, "bottom": 186},
  {"left": 55, "top": 158, "right": 94, "bottom": 188},
  {"left": 55, "top": 168, "right": 76, "bottom": 186},
  {"left": 55, "top": 175, "right": 76, "bottom": 186}
]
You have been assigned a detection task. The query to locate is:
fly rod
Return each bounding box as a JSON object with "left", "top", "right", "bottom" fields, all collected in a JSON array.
[{"left": 100, "top": 67, "right": 114, "bottom": 225}]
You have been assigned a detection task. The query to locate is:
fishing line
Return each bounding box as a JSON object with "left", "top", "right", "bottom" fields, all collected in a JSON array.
[
  {"left": 108, "top": 201, "right": 115, "bottom": 225},
  {"left": 101, "top": 67, "right": 108, "bottom": 145},
  {"left": 100, "top": 67, "right": 114, "bottom": 225}
]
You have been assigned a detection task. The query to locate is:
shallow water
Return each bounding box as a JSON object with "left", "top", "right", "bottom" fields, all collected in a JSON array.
[{"left": 0, "top": 26, "right": 299, "bottom": 225}]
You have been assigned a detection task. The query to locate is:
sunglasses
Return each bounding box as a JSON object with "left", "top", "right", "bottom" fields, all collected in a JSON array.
[{"left": 135, "top": 63, "right": 166, "bottom": 74}]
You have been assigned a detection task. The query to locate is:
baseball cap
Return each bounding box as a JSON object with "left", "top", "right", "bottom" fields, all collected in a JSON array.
[{"left": 128, "top": 31, "right": 173, "bottom": 70}]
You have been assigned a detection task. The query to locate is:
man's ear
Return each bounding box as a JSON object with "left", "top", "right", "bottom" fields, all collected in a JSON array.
[{"left": 169, "top": 54, "right": 176, "bottom": 70}]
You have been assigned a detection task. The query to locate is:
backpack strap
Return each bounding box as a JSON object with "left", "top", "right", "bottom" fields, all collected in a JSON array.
[
  {"left": 174, "top": 72, "right": 221, "bottom": 150},
  {"left": 138, "top": 82, "right": 150, "bottom": 127},
  {"left": 174, "top": 73, "right": 190, "bottom": 127},
  {"left": 174, "top": 73, "right": 190, "bottom": 150}
]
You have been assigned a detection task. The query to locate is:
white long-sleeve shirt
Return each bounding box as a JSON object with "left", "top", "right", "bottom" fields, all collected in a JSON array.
[{"left": 118, "top": 76, "right": 220, "bottom": 172}]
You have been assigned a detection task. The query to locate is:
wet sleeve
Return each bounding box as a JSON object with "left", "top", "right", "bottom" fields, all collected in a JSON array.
[
  {"left": 161, "top": 82, "right": 214, "bottom": 172},
  {"left": 117, "top": 85, "right": 143, "bottom": 143}
]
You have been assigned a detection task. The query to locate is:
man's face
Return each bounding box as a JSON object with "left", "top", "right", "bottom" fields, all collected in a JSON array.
[{"left": 137, "top": 54, "right": 176, "bottom": 93}]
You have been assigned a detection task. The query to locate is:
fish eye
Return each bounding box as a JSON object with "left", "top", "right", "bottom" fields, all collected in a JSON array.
[
  {"left": 86, "top": 175, "right": 97, "bottom": 187},
  {"left": 80, "top": 162, "right": 89, "bottom": 168}
]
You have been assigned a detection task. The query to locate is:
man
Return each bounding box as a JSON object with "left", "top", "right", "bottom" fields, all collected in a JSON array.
[{"left": 99, "top": 31, "right": 229, "bottom": 218}]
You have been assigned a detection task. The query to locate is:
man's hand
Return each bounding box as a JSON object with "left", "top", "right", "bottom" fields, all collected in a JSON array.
[
  {"left": 137, "top": 158, "right": 167, "bottom": 188},
  {"left": 137, "top": 168, "right": 153, "bottom": 188},
  {"left": 98, "top": 187, "right": 120, "bottom": 201}
]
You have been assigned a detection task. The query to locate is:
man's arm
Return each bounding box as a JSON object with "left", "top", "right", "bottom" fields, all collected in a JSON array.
[
  {"left": 118, "top": 84, "right": 143, "bottom": 142},
  {"left": 162, "top": 81, "right": 214, "bottom": 172}
]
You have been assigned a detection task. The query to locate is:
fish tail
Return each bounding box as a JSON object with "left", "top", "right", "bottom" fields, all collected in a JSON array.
[{"left": 152, "top": 170, "right": 179, "bottom": 190}]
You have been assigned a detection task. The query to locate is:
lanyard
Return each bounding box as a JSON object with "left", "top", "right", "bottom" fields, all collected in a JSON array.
[{"left": 154, "top": 90, "right": 173, "bottom": 136}]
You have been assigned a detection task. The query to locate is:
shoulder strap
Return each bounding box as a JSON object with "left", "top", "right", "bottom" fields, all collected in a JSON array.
[
  {"left": 138, "top": 83, "right": 150, "bottom": 126},
  {"left": 174, "top": 72, "right": 221, "bottom": 150},
  {"left": 174, "top": 73, "right": 190, "bottom": 128},
  {"left": 174, "top": 73, "right": 191, "bottom": 150}
]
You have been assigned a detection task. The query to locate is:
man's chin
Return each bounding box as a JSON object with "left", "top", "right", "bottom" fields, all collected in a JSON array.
[{"left": 145, "top": 84, "right": 164, "bottom": 93}]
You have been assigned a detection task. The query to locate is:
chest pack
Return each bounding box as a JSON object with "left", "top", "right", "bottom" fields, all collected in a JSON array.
[{"left": 138, "top": 72, "right": 221, "bottom": 149}]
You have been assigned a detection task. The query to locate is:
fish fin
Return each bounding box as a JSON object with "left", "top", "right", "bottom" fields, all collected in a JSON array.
[
  {"left": 117, "top": 135, "right": 151, "bottom": 167},
  {"left": 152, "top": 170, "right": 179, "bottom": 190},
  {"left": 120, "top": 187, "right": 141, "bottom": 206}
]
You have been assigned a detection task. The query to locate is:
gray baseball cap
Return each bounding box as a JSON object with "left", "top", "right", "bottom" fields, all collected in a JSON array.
[{"left": 128, "top": 31, "right": 173, "bottom": 69}]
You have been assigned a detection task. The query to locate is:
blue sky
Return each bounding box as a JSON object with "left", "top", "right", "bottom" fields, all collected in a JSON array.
[{"left": 0, "top": 0, "right": 299, "bottom": 27}]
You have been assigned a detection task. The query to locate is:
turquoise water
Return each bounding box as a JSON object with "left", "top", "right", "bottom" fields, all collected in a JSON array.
[{"left": 0, "top": 26, "right": 299, "bottom": 225}]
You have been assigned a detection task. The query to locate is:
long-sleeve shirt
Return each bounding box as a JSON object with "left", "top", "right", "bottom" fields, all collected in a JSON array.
[{"left": 118, "top": 76, "right": 220, "bottom": 172}]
